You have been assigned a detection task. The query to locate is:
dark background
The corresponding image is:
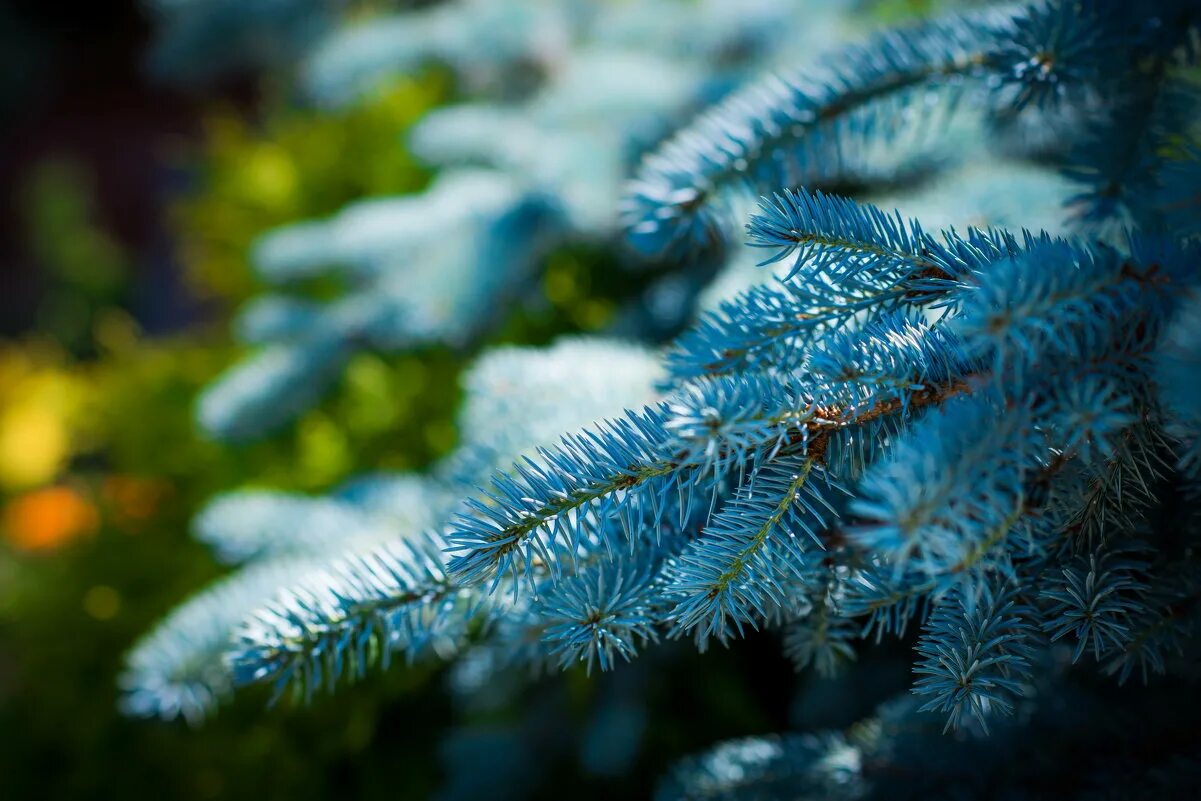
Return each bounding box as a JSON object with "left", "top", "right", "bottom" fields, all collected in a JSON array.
[{"left": 3, "top": 1, "right": 202, "bottom": 336}]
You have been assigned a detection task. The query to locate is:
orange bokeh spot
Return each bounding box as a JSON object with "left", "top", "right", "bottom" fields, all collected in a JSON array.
[
  {"left": 102, "top": 475, "right": 172, "bottom": 529},
  {"left": 2, "top": 485, "right": 99, "bottom": 553}
]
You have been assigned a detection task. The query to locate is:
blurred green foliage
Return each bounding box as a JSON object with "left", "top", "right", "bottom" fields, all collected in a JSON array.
[
  {"left": 0, "top": 323, "right": 468, "bottom": 798},
  {"left": 21, "top": 160, "right": 131, "bottom": 355},
  {"left": 0, "top": 72, "right": 472, "bottom": 799},
  {"left": 0, "top": 64, "right": 682, "bottom": 798},
  {"left": 172, "top": 74, "right": 448, "bottom": 303}
]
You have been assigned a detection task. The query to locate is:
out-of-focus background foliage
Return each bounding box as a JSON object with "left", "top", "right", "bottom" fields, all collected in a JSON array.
[{"left": 0, "top": 2, "right": 928, "bottom": 798}]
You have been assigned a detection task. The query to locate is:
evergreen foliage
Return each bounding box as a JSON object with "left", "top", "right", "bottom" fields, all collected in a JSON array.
[
  {"left": 189, "top": 0, "right": 852, "bottom": 443},
  {"left": 128, "top": 0, "right": 1201, "bottom": 796}
]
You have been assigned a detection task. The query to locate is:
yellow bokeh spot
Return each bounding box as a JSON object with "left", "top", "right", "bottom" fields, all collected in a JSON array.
[
  {"left": 544, "top": 266, "right": 579, "bottom": 305},
  {"left": 572, "top": 299, "right": 615, "bottom": 331},
  {"left": 0, "top": 346, "right": 82, "bottom": 490},
  {"left": 243, "top": 144, "right": 299, "bottom": 207},
  {"left": 0, "top": 403, "right": 69, "bottom": 490},
  {"left": 83, "top": 585, "right": 121, "bottom": 620},
  {"left": 296, "top": 413, "right": 352, "bottom": 487}
]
